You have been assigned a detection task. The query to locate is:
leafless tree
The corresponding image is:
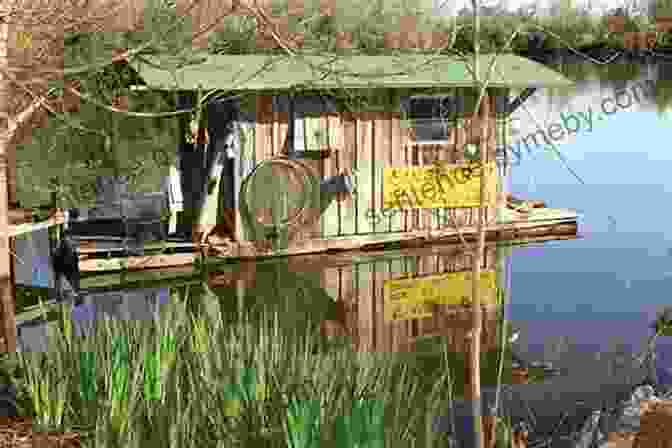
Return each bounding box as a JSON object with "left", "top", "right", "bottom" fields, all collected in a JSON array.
[{"left": 0, "top": 0, "right": 139, "bottom": 352}]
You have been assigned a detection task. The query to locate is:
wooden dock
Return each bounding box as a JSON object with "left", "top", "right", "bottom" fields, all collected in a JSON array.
[{"left": 77, "top": 207, "right": 579, "bottom": 274}]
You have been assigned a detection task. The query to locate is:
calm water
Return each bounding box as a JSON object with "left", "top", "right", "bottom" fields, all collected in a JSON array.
[{"left": 505, "top": 62, "right": 672, "bottom": 368}]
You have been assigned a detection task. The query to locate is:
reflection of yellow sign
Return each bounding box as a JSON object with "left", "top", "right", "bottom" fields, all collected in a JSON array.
[
  {"left": 384, "top": 271, "right": 498, "bottom": 322},
  {"left": 386, "top": 301, "right": 435, "bottom": 322},
  {"left": 383, "top": 162, "right": 497, "bottom": 209}
]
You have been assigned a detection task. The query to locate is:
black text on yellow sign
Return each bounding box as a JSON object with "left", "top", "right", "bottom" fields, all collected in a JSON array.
[
  {"left": 384, "top": 271, "right": 498, "bottom": 322},
  {"left": 16, "top": 31, "right": 32, "bottom": 49},
  {"left": 383, "top": 161, "right": 497, "bottom": 210}
]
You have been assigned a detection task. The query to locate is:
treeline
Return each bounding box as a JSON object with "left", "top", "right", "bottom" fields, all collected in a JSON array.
[{"left": 206, "top": 0, "right": 672, "bottom": 55}]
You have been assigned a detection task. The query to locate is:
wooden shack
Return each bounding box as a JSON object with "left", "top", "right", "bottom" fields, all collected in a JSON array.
[{"left": 130, "top": 53, "right": 576, "bottom": 257}]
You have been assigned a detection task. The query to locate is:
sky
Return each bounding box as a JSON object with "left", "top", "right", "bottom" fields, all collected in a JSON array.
[{"left": 429, "top": 0, "right": 643, "bottom": 16}]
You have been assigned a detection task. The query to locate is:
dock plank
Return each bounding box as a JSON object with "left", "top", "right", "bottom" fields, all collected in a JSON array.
[
  {"left": 79, "top": 253, "right": 196, "bottom": 272},
  {"left": 77, "top": 212, "right": 578, "bottom": 274}
]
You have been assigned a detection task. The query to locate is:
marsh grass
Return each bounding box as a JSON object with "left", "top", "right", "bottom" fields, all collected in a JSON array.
[{"left": 0, "top": 284, "right": 553, "bottom": 447}]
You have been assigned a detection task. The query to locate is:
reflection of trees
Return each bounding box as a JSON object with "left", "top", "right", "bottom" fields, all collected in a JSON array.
[
  {"left": 208, "top": 262, "right": 339, "bottom": 337},
  {"left": 552, "top": 54, "right": 599, "bottom": 84},
  {"left": 601, "top": 61, "right": 642, "bottom": 86}
]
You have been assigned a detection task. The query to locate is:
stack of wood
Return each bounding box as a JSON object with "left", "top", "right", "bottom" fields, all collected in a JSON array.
[
  {"left": 632, "top": 398, "right": 672, "bottom": 448},
  {"left": 510, "top": 367, "right": 529, "bottom": 385},
  {"left": 8, "top": 208, "right": 33, "bottom": 226},
  {"left": 482, "top": 416, "right": 529, "bottom": 448},
  {"left": 506, "top": 193, "right": 546, "bottom": 213}
]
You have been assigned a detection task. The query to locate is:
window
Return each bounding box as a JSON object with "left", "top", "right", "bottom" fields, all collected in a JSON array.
[
  {"left": 298, "top": 95, "right": 338, "bottom": 151},
  {"left": 283, "top": 94, "right": 337, "bottom": 152},
  {"left": 406, "top": 95, "right": 460, "bottom": 143}
]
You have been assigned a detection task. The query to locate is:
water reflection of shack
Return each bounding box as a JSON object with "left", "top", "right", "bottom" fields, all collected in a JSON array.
[
  {"left": 209, "top": 242, "right": 505, "bottom": 356},
  {"left": 319, "top": 244, "right": 502, "bottom": 355}
]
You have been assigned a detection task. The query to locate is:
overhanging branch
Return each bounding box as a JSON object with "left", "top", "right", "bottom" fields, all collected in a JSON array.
[{"left": 0, "top": 88, "right": 56, "bottom": 141}]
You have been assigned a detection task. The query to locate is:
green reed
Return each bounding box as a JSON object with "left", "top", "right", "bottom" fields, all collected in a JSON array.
[
  {"left": 335, "top": 398, "right": 385, "bottom": 448},
  {"left": 143, "top": 334, "right": 176, "bottom": 403},
  {"left": 109, "top": 333, "right": 130, "bottom": 436},
  {"left": 285, "top": 398, "right": 321, "bottom": 448}
]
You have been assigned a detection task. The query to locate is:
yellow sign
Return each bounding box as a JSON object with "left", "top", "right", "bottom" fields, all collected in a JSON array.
[
  {"left": 385, "top": 300, "right": 435, "bottom": 322},
  {"left": 383, "top": 162, "right": 497, "bottom": 209},
  {"left": 16, "top": 31, "right": 32, "bottom": 49},
  {"left": 384, "top": 271, "right": 498, "bottom": 322}
]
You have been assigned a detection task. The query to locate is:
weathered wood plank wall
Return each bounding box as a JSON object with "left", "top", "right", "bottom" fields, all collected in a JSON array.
[
  {"left": 248, "top": 93, "right": 503, "bottom": 244},
  {"left": 322, "top": 111, "right": 339, "bottom": 238},
  {"left": 339, "top": 112, "right": 357, "bottom": 236}
]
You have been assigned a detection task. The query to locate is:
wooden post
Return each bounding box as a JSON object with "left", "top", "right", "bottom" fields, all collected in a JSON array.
[
  {"left": 7, "top": 135, "right": 15, "bottom": 207},
  {"left": 48, "top": 189, "right": 63, "bottom": 301}
]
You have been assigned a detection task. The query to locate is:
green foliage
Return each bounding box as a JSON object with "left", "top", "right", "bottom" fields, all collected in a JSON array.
[
  {"left": 335, "top": 398, "right": 385, "bottom": 448},
  {"left": 658, "top": 31, "right": 672, "bottom": 48},
  {"left": 285, "top": 399, "right": 321, "bottom": 448},
  {"left": 16, "top": 85, "right": 178, "bottom": 207},
  {"left": 208, "top": 15, "right": 258, "bottom": 55},
  {"left": 16, "top": 0, "right": 193, "bottom": 208}
]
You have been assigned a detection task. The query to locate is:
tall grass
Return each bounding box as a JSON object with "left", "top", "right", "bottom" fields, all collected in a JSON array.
[{"left": 7, "top": 286, "right": 505, "bottom": 447}]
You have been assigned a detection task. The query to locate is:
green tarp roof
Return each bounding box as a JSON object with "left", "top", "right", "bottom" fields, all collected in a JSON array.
[{"left": 132, "top": 53, "right": 574, "bottom": 91}]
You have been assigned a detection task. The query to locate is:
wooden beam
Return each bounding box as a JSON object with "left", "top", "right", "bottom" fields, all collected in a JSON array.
[
  {"left": 77, "top": 240, "right": 196, "bottom": 255},
  {"left": 6, "top": 211, "right": 65, "bottom": 237},
  {"left": 79, "top": 252, "right": 197, "bottom": 273},
  {"left": 8, "top": 208, "right": 33, "bottom": 224}
]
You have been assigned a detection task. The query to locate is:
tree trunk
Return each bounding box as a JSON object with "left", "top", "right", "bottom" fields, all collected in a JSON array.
[
  {"left": 469, "top": 1, "right": 484, "bottom": 446},
  {"left": 0, "top": 20, "right": 17, "bottom": 352}
]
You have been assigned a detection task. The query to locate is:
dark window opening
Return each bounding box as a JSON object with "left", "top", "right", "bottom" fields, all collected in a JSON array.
[{"left": 407, "top": 96, "right": 458, "bottom": 143}]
